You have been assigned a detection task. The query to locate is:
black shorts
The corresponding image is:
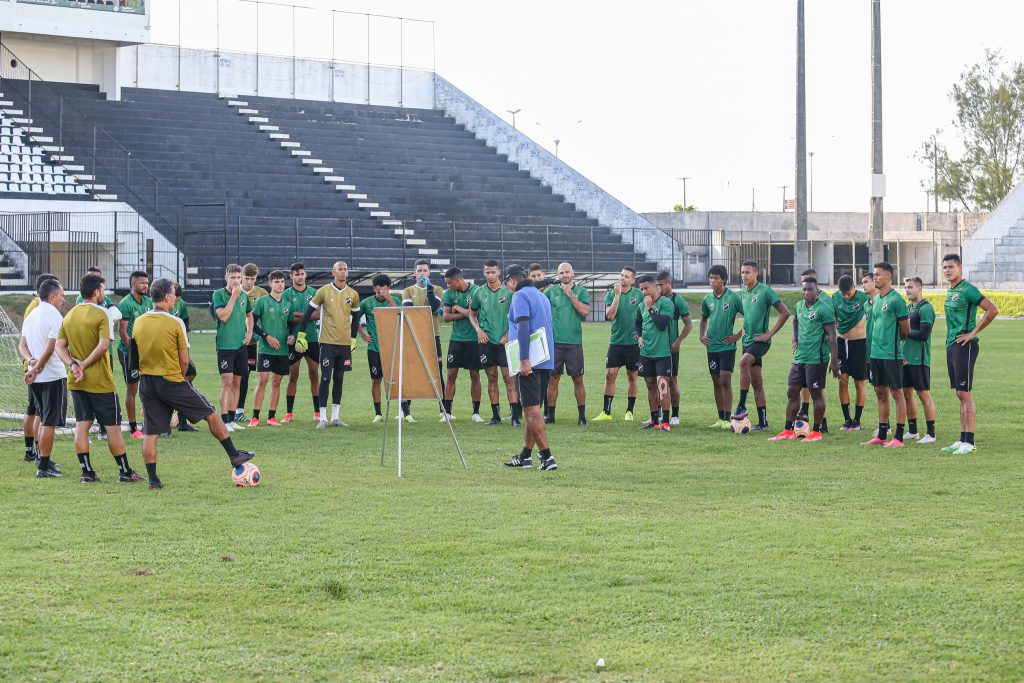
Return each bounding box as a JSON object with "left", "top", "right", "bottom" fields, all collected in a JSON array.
[
  {"left": 118, "top": 348, "right": 140, "bottom": 385},
  {"left": 638, "top": 355, "right": 673, "bottom": 378},
  {"left": 478, "top": 342, "right": 508, "bottom": 368},
  {"left": 257, "top": 354, "right": 290, "bottom": 376},
  {"left": 903, "top": 364, "right": 931, "bottom": 391},
  {"left": 707, "top": 349, "right": 737, "bottom": 375},
  {"left": 319, "top": 342, "right": 353, "bottom": 373},
  {"left": 71, "top": 390, "right": 121, "bottom": 427},
  {"left": 26, "top": 387, "right": 37, "bottom": 416},
  {"left": 788, "top": 362, "right": 828, "bottom": 390},
  {"left": 837, "top": 337, "right": 868, "bottom": 381},
  {"left": 367, "top": 349, "right": 383, "bottom": 379},
  {"left": 447, "top": 339, "right": 480, "bottom": 370},
  {"left": 139, "top": 375, "right": 215, "bottom": 435},
  {"left": 246, "top": 344, "right": 258, "bottom": 368},
  {"left": 553, "top": 344, "right": 585, "bottom": 377},
  {"left": 217, "top": 346, "right": 248, "bottom": 376},
  {"left": 947, "top": 340, "right": 979, "bottom": 392},
  {"left": 606, "top": 343, "right": 640, "bottom": 371},
  {"left": 28, "top": 378, "right": 67, "bottom": 427},
  {"left": 288, "top": 340, "right": 321, "bottom": 365},
  {"left": 671, "top": 351, "right": 681, "bottom": 377},
  {"left": 516, "top": 369, "right": 550, "bottom": 408},
  {"left": 869, "top": 358, "right": 903, "bottom": 389},
  {"left": 742, "top": 341, "right": 771, "bottom": 367}
]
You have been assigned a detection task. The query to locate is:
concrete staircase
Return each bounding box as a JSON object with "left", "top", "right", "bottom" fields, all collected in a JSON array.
[{"left": 964, "top": 180, "right": 1024, "bottom": 289}]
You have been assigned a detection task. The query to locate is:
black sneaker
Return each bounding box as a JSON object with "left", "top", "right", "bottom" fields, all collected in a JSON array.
[
  {"left": 23, "top": 452, "right": 35, "bottom": 462},
  {"left": 752, "top": 423, "right": 771, "bottom": 431},
  {"left": 543, "top": 415, "right": 555, "bottom": 424},
  {"left": 36, "top": 466, "right": 63, "bottom": 478},
  {"left": 230, "top": 451, "right": 255, "bottom": 468},
  {"left": 118, "top": 471, "right": 145, "bottom": 484},
  {"left": 820, "top": 421, "right": 830, "bottom": 434},
  {"left": 34, "top": 456, "right": 61, "bottom": 472},
  {"left": 539, "top": 456, "right": 558, "bottom": 471},
  {"left": 795, "top": 412, "right": 809, "bottom": 422},
  {"left": 80, "top": 472, "right": 101, "bottom": 483},
  {"left": 148, "top": 479, "right": 164, "bottom": 490},
  {"left": 177, "top": 423, "right": 198, "bottom": 432},
  {"left": 578, "top": 417, "right": 587, "bottom": 426},
  {"left": 511, "top": 418, "right": 523, "bottom": 428},
  {"left": 730, "top": 408, "right": 748, "bottom": 420},
  {"left": 484, "top": 418, "right": 502, "bottom": 427},
  {"left": 504, "top": 455, "right": 533, "bottom": 468}
]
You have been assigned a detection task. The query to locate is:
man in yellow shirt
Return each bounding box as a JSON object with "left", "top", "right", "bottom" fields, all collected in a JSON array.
[
  {"left": 131, "top": 278, "right": 254, "bottom": 489},
  {"left": 55, "top": 272, "right": 144, "bottom": 484},
  {"left": 297, "top": 261, "right": 360, "bottom": 428}
]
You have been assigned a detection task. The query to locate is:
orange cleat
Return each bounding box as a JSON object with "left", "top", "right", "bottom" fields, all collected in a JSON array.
[
  {"left": 267, "top": 417, "right": 283, "bottom": 427},
  {"left": 281, "top": 412, "right": 294, "bottom": 423},
  {"left": 803, "top": 431, "right": 823, "bottom": 442},
  {"left": 248, "top": 418, "right": 260, "bottom": 428},
  {"left": 768, "top": 429, "right": 796, "bottom": 441}
]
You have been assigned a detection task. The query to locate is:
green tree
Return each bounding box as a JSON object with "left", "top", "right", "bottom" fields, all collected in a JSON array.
[
  {"left": 919, "top": 50, "right": 1024, "bottom": 211},
  {"left": 672, "top": 204, "right": 698, "bottom": 212}
]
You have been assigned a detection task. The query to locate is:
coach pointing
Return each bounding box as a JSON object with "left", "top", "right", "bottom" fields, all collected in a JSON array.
[{"left": 502, "top": 265, "right": 558, "bottom": 471}]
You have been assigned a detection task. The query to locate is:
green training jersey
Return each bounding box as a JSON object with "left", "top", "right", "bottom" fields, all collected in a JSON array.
[
  {"left": 605, "top": 287, "right": 643, "bottom": 346},
  {"left": 116, "top": 293, "right": 152, "bottom": 355},
  {"left": 76, "top": 294, "right": 115, "bottom": 308},
  {"left": 903, "top": 299, "right": 935, "bottom": 367},
  {"left": 545, "top": 283, "right": 589, "bottom": 345},
  {"left": 664, "top": 291, "right": 690, "bottom": 343},
  {"left": 251, "top": 293, "right": 292, "bottom": 357},
  {"left": 701, "top": 288, "right": 742, "bottom": 353},
  {"left": 358, "top": 294, "right": 402, "bottom": 353},
  {"left": 171, "top": 298, "right": 189, "bottom": 322},
  {"left": 442, "top": 283, "right": 479, "bottom": 342},
  {"left": 869, "top": 288, "right": 908, "bottom": 360},
  {"left": 637, "top": 295, "right": 675, "bottom": 358},
  {"left": 944, "top": 280, "right": 985, "bottom": 347},
  {"left": 831, "top": 289, "right": 869, "bottom": 335},
  {"left": 283, "top": 285, "right": 319, "bottom": 343},
  {"left": 793, "top": 296, "right": 835, "bottom": 364},
  {"left": 470, "top": 283, "right": 512, "bottom": 344},
  {"left": 739, "top": 282, "right": 781, "bottom": 347},
  {"left": 212, "top": 287, "right": 251, "bottom": 350}
]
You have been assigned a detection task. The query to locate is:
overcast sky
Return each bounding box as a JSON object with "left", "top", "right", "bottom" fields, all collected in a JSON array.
[{"left": 155, "top": 0, "right": 1023, "bottom": 215}]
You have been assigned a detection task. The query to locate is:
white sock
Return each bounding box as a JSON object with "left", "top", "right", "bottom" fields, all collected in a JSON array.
[{"left": 331, "top": 404, "right": 341, "bottom": 421}]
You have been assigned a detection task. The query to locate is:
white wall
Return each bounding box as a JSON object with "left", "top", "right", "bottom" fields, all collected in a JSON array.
[
  {"left": 0, "top": 0, "right": 149, "bottom": 44},
  {"left": 3, "top": 34, "right": 120, "bottom": 98}
]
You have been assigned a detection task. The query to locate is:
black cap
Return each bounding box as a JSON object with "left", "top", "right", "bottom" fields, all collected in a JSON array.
[{"left": 503, "top": 264, "right": 527, "bottom": 280}]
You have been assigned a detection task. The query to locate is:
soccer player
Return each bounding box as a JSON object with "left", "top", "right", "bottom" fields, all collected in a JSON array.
[
  {"left": 169, "top": 283, "right": 198, "bottom": 433},
  {"left": 732, "top": 260, "right": 791, "bottom": 429},
  {"left": 769, "top": 278, "right": 840, "bottom": 442},
  {"left": 55, "top": 272, "right": 144, "bottom": 483},
  {"left": 131, "top": 278, "right": 254, "bottom": 489},
  {"left": 470, "top": 260, "right": 521, "bottom": 427},
  {"left": 901, "top": 276, "right": 937, "bottom": 444},
  {"left": 528, "top": 263, "right": 548, "bottom": 291},
  {"left": 861, "top": 262, "right": 910, "bottom": 448},
  {"left": 402, "top": 260, "right": 446, "bottom": 400},
  {"left": 940, "top": 253, "right": 999, "bottom": 454},
  {"left": 655, "top": 271, "right": 692, "bottom": 425},
  {"left": 700, "top": 265, "right": 742, "bottom": 429},
  {"left": 212, "top": 264, "right": 254, "bottom": 432},
  {"left": 20, "top": 278, "right": 66, "bottom": 478},
  {"left": 283, "top": 262, "right": 320, "bottom": 423},
  {"left": 796, "top": 268, "right": 832, "bottom": 432},
  {"left": 593, "top": 267, "right": 641, "bottom": 422},
  {"left": 635, "top": 274, "right": 675, "bottom": 431},
  {"left": 441, "top": 267, "right": 482, "bottom": 422},
  {"left": 248, "top": 270, "right": 293, "bottom": 427},
  {"left": 236, "top": 263, "right": 268, "bottom": 422},
  {"left": 117, "top": 270, "right": 152, "bottom": 438},
  {"left": 358, "top": 274, "right": 406, "bottom": 423},
  {"left": 832, "top": 275, "right": 870, "bottom": 431},
  {"left": 297, "top": 261, "right": 360, "bottom": 428},
  {"left": 502, "top": 264, "right": 557, "bottom": 470},
  {"left": 21, "top": 272, "right": 58, "bottom": 463},
  {"left": 544, "top": 261, "right": 590, "bottom": 425}
]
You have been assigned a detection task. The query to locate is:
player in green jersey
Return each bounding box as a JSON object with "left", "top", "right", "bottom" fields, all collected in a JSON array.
[
  {"left": 901, "top": 276, "right": 937, "bottom": 444},
  {"left": 544, "top": 262, "right": 591, "bottom": 426},
  {"left": 700, "top": 265, "right": 743, "bottom": 429},
  {"left": 832, "top": 275, "right": 870, "bottom": 431},
  {"left": 796, "top": 269, "right": 831, "bottom": 432},
  {"left": 211, "top": 264, "right": 254, "bottom": 432},
  {"left": 117, "top": 270, "right": 152, "bottom": 438},
  {"left": 470, "top": 260, "right": 521, "bottom": 427},
  {"left": 358, "top": 274, "right": 406, "bottom": 423},
  {"left": 593, "top": 267, "right": 642, "bottom": 422},
  {"left": 282, "top": 262, "right": 320, "bottom": 423},
  {"left": 656, "top": 271, "right": 692, "bottom": 425},
  {"left": 861, "top": 262, "right": 910, "bottom": 448},
  {"left": 940, "top": 253, "right": 999, "bottom": 454},
  {"left": 635, "top": 274, "right": 675, "bottom": 431},
  {"left": 247, "top": 270, "right": 294, "bottom": 427},
  {"left": 441, "top": 267, "right": 482, "bottom": 421},
  {"left": 235, "top": 263, "right": 268, "bottom": 422}
]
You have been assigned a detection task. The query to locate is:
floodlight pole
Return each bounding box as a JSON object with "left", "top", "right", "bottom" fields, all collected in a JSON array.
[
  {"left": 794, "top": 0, "right": 809, "bottom": 283},
  {"left": 869, "top": 0, "right": 885, "bottom": 265}
]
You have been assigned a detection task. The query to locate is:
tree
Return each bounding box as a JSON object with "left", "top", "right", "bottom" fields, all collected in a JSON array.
[
  {"left": 918, "top": 50, "right": 1024, "bottom": 211},
  {"left": 672, "top": 204, "right": 698, "bottom": 212}
]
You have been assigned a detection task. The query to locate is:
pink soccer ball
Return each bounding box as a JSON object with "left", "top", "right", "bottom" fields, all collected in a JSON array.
[{"left": 232, "top": 462, "right": 261, "bottom": 487}]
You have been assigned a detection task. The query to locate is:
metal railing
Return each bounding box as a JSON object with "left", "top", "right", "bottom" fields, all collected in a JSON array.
[{"left": 17, "top": 0, "right": 144, "bottom": 13}]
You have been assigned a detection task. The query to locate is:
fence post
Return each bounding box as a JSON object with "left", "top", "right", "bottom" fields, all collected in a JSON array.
[
  {"left": 113, "top": 211, "right": 118, "bottom": 289},
  {"left": 295, "top": 217, "right": 300, "bottom": 261},
  {"left": 590, "top": 226, "right": 595, "bottom": 273},
  {"left": 546, "top": 225, "right": 551, "bottom": 265},
  {"left": 350, "top": 220, "right": 354, "bottom": 266},
  {"left": 632, "top": 227, "right": 636, "bottom": 270},
  {"left": 499, "top": 223, "right": 505, "bottom": 265},
  {"left": 767, "top": 231, "right": 772, "bottom": 285},
  {"left": 91, "top": 125, "right": 97, "bottom": 179},
  {"left": 452, "top": 222, "right": 457, "bottom": 265},
  {"left": 58, "top": 97, "right": 63, "bottom": 150},
  {"left": 992, "top": 237, "right": 997, "bottom": 287}
]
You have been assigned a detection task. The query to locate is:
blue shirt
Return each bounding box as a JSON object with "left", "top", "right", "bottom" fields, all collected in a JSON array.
[{"left": 508, "top": 281, "right": 555, "bottom": 370}]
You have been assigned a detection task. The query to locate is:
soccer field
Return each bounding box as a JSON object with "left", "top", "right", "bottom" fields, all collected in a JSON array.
[{"left": 2, "top": 319, "right": 1022, "bottom": 681}]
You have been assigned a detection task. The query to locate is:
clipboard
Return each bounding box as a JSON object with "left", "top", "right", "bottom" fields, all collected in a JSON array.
[{"left": 505, "top": 327, "right": 551, "bottom": 376}]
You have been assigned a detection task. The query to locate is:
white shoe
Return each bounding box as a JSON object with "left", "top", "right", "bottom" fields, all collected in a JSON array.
[
  {"left": 372, "top": 415, "right": 383, "bottom": 423},
  {"left": 471, "top": 413, "right": 485, "bottom": 423},
  {"left": 670, "top": 416, "right": 680, "bottom": 426},
  {"left": 917, "top": 434, "right": 936, "bottom": 444},
  {"left": 232, "top": 421, "right": 246, "bottom": 430},
  {"left": 439, "top": 413, "right": 455, "bottom": 423},
  {"left": 904, "top": 432, "right": 920, "bottom": 441},
  {"left": 404, "top": 415, "right": 417, "bottom": 423},
  {"left": 952, "top": 443, "right": 976, "bottom": 455},
  {"left": 226, "top": 422, "right": 236, "bottom": 433},
  {"left": 941, "top": 441, "right": 963, "bottom": 453},
  {"left": 330, "top": 418, "right": 348, "bottom": 427},
  {"left": 316, "top": 419, "right": 328, "bottom": 429}
]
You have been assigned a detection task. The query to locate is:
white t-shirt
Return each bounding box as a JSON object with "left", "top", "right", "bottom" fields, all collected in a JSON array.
[{"left": 22, "top": 301, "right": 66, "bottom": 383}]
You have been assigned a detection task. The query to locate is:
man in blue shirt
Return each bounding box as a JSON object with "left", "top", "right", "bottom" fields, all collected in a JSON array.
[{"left": 502, "top": 264, "right": 557, "bottom": 471}]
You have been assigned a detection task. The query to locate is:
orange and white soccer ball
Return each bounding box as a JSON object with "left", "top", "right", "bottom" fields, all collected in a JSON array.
[
  {"left": 793, "top": 420, "right": 811, "bottom": 439},
  {"left": 232, "top": 462, "right": 261, "bottom": 487},
  {"left": 731, "top": 416, "right": 752, "bottom": 434}
]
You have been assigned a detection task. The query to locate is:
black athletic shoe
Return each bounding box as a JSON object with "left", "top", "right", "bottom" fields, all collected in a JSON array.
[
  {"left": 752, "top": 423, "right": 771, "bottom": 432},
  {"left": 543, "top": 415, "right": 555, "bottom": 424},
  {"left": 80, "top": 472, "right": 101, "bottom": 483},
  {"left": 230, "top": 451, "right": 255, "bottom": 468},
  {"left": 23, "top": 452, "right": 35, "bottom": 462},
  {"left": 148, "top": 479, "right": 164, "bottom": 490},
  {"left": 118, "top": 471, "right": 145, "bottom": 484},
  {"left": 730, "top": 408, "right": 748, "bottom": 420},
  {"left": 578, "top": 417, "right": 587, "bottom": 426},
  {"left": 795, "top": 412, "right": 809, "bottom": 422},
  {"left": 511, "top": 418, "right": 523, "bottom": 428},
  {"left": 484, "top": 418, "right": 502, "bottom": 427},
  {"left": 820, "top": 422, "right": 830, "bottom": 434},
  {"left": 539, "top": 456, "right": 558, "bottom": 471},
  {"left": 34, "top": 456, "right": 61, "bottom": 472},
  {"left": 36, "top": 466, "right": 63, "bottom": 478},
  {"left": 504, "top": 455, "right": 533, "bottom": 468},
  {"left": 177, "top": 423, "right": 198, "bottom": 432}
]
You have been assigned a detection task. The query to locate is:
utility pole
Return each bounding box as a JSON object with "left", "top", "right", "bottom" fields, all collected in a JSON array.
[
  {"left": 932, "top": 133, "right": 939, "bottom": 212},
  {"left": 676, "top": 176, "right": 691, "bottom": 208},
  {"left": 507, "top": 108, "right": 521, "bottom": 129},
  {"left": 794, "top": 0, "right": 809, "bottom": 283},
  {"left": 554, "top": 139, "right": 561, "bottom": 158},
  {"left": 869, "top": 0, "right": 885, "bottom": 265},
  {"left": 779, "top": 184, "right": 790, "bottom": 209}
]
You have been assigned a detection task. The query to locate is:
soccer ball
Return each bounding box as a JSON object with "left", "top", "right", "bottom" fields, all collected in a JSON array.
[
  {"left": 731, "top": 416, "right": 752, "bottom": 434},
  {"left": 232, "top": 462, "right": 261, "bottom": 487},
  {"left": 793, "top": 420, "right": 811, "bottom": 439}
]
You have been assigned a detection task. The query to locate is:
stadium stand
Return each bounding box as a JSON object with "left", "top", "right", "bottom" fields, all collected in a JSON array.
[{"left": 0, "top": 94, "right": 87, "bottom": 198}]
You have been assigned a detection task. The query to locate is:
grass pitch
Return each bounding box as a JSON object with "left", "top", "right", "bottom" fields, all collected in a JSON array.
[{"left": 1, "top": 320, "right": 1022, "bottom": 681}]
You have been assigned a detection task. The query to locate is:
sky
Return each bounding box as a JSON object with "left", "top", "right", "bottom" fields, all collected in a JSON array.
[{"left": 153, "top": 0, "right": 1024, "bottom": 215}]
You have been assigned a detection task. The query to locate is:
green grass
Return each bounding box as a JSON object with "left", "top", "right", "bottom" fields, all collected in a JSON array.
[{"left": 2, "top": 320, "right": 1023, "bottom": 681}]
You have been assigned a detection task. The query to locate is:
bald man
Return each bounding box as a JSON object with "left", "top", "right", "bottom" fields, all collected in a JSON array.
[{"left": 544, "top": 262, "right": 590, "bottom": 425}]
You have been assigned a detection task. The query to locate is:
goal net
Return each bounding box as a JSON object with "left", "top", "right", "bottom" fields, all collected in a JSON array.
[{"left": 0, "top": 303, "right": 28, "bottom": 434}]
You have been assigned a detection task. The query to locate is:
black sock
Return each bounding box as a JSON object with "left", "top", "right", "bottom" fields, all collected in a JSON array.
[
  {"left": 221, "top": 413, "right": 230, "bottom": 424},
  {"left": 401, "top": 401, "right": 411, "bottom": 416},
  {"left": 603, "top": 395, "right": 613, "bottom": 413},
  {"left": 472, "top": 400, "right": 481, "bottom": 415},
  {"left": 520, "top": 446, "right": 532, "bottom": 460},
  {"left": 813, "top": 423, "right": 823, "bottom": 432},
  {"left": 77, "top": 452, "right": 92, "bottom": 475},
  {"left": 926, "top": 420, "right": 935, "bottom": 437},
  {"left": 312, "top": 395, "right": 320, "bottom": 413},
  {"left": 908, "top": 418, "right": 918, "bottom": 434},
  {"left": 822, "top": 417, "right": 829, "bottom": 430},
  {"left": 129, "top": 421, "right": 138, "bottom": 433},
  {"left": 512, "top": 403, "right": 521, "bottom": 420},
  {"left": 964, "top": 432, "right": 975, "bottom": 445},
  {"left": 538, "top": 448, "right": 552, "bottom": 461},
  {"left": 627, "top": 396, "right": 637, "bottom": 413},
  {"left": 719, "top": 409, "right": 729, "bottom": 421},
  {"left": 855, "top": 404, "right": 864, "bottom": 424},
  {"left": 374, "top": 402, "right": 382, "bottom": 416},
  {"left": 672, "top": 405, "right": 680, "bottom": 418},
  {"left": 114, "top": 454, "right": 130, "bottom": 475},
  {"left": 442, "top": 399, "right": 452, "bottom": 414},
  {"left": 895, "top": 423, "right": 905, "bottom": 442},
  {"left": 878, "top": 423, "right": 889, "bottom": 441},
  {"left": 23, "top": 436, "right": 33, "bottom": 455},
  {"left": 757, "top": 406, "right": 768, "bottom": 426},
  {"left": 799, "top": 402, "right": 809, "bottom": 416},
  {"left": 252, "top": 409, "right": 260, "bottom": 421},
  {"left": 662, "top": 409, "right": 669, "bottom": 424},
  {"left": 219, "top": 436, "right": 240, "bottom": 461},
  {"left": 238, "top": 372, "right": 249, "bottom": 411},
  {"left": 960, "top": 431, "right": 967, "bottom": 443},
  {"left": 286, "top": 395, "right": 295, "bottom": 413},
  {"left": 491, "top": 403, "right": 500, "bottom": 420},
  {"left": 38, "top": 455, "right": 50, "bottom": 470},
  {"left": 578, "top": 405, "right": 586, "bottom": 421},
  {"left": 650, "top": 411, "right": 659, "bottom": 424},
  {"left": 268, "top": 410, "right": 276, "bottom": 420},
  {"left": 841, "top": 403, "right": 852, "bottom": 421},
  {"left": 785, "top": 420, "right": 794, "bottom": 431},
  {"left": 738, "top": 389, "right": 748, "bottom": 410},
  {"left": 145, "top": 462, "right": 158, "bottom": 481}
]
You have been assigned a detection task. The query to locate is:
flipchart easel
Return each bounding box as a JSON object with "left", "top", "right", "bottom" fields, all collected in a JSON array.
[{"left": 375, "top": 306, "right": 466, "bottom": 477}]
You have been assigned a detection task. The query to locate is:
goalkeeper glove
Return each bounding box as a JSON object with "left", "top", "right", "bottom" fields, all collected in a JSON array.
[{"left": 295, "top": 331, "right": 308, "bottom": 353}]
